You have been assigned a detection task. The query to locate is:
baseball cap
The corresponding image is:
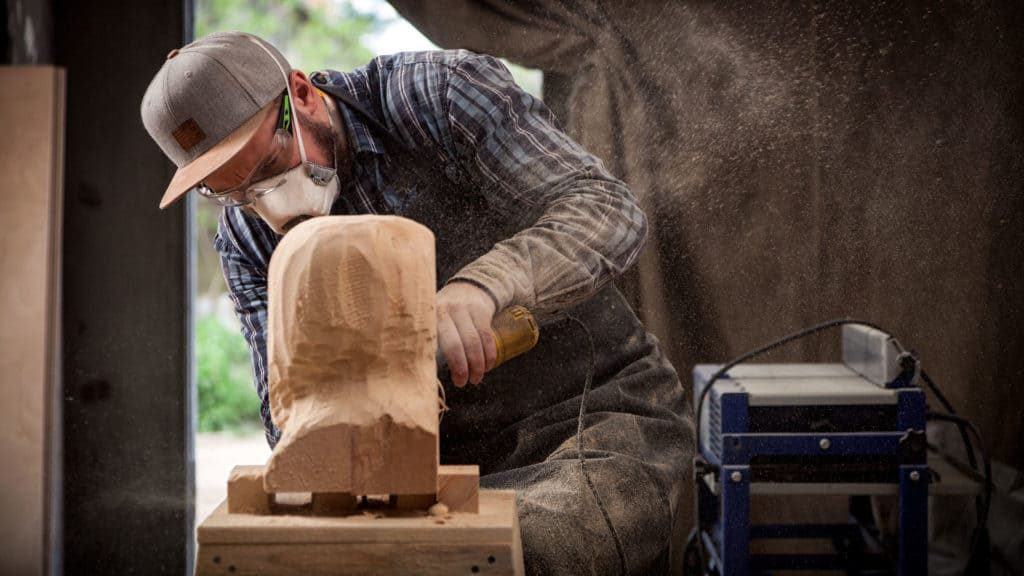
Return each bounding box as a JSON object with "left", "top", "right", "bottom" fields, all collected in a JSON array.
[{"left": 141, "top": 31, "right": 291, "bottom": 209}]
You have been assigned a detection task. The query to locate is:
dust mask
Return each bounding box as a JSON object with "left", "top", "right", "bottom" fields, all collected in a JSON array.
[
  {"left": 248, "top": 116, "right": 340, "bottom": 235},
  {"left": 247, "top": 36, "right": 340, "bottom": 235}
]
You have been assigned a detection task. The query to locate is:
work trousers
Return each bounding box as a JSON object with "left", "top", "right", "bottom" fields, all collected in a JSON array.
[{"left": 440, "top": 285, "right": 695, "bottom": 575}]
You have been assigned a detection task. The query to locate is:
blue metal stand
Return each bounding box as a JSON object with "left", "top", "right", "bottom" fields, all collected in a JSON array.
[
  {"left": 898, "top": 465, "right": 928, "bottom": 576},
  {"left": 693, "top": 364, "right": 929, "bottom": 575},
  {"left": 720, "top": 465, "right": 750, "bottom": 576}
]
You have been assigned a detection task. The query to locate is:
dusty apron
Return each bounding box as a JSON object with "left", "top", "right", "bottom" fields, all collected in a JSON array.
[{"left": 314, "top": 76, "right": 694, "bottom": 575}]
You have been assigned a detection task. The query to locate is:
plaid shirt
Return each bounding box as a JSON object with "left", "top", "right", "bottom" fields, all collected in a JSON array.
[{"left": 214, "top": 50, "right": 647, "bottom": 446}]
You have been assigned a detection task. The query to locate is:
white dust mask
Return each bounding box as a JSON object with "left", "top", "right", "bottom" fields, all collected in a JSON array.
[
  {"left": 247, "top": 35, "right": 340, "bottom": 235},
  {"left": 249, "top": 158, "right": 339, "bottom": 234}
]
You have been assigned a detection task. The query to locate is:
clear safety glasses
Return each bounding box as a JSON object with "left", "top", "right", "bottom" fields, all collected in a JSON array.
[{"left": 194, "top": 94, "right": 295, "bottom": 208}]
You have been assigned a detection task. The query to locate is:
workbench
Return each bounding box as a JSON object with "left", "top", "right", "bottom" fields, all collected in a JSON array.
[{"left": 195, "top": 466, "right": 524, "bottom": 576}]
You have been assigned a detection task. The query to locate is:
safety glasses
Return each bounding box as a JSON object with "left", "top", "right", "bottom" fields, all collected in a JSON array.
[{"left": 194, "top": 93, "right": 295, "bottom": 208}]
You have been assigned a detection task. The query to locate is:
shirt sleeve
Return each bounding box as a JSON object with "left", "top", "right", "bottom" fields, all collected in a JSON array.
[
  {"left": 443, "top": 54, "right": 647, "bottom": 317},
  {"left": 213, "top": 214, "right": 281, "bottom": 448}
]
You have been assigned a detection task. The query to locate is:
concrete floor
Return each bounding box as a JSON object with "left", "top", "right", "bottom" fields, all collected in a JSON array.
[{"left": 195, "top": 431, "right": 271, "bottom": 525}]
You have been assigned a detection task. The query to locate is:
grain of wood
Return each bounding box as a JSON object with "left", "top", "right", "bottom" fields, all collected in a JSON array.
[
  {"left": 227, "top": 466, "right": 272, "bottom": 515},
  {"left": 198, "top": 490, "right": 518, "bottom": 546},
  {"left": 437, "top": 465, "right": 480, "bottom": 513},
  {"left": 196, "top": 490, "right": 522, "bottom": 575},
  {"left": 262, "top": 217, "right": 440, "bottom": 495},
  {"left": 0, "top": 66, "right": 65, "bottom": 576},
  {"left": 196, "top": 542, "right": 520, "bottom": 575}
]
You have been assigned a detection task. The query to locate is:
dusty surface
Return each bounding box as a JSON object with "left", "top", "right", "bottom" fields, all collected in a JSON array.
[{"left": 263, "top": 216, "right": 440, "bottom": 495}]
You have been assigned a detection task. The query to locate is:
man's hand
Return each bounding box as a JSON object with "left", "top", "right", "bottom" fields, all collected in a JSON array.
[{"left": 437, "top": 281, "right": 497, "bottom": 387}]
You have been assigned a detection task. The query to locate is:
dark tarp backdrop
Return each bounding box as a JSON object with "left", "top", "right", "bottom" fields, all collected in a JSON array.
[{"left": 389, "top": 0, "right": 1024, "bottom": 572}]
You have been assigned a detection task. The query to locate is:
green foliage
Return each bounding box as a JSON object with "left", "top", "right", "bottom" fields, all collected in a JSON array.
[
  {"left": 195, "top": 0, "right": 383, "bottom": 72},
  {"left": 196, "top": 315, "right": 261, "bottom": 432},
  {"left": 193, "top": 0, "right": 541, "bottom": 97},
  {"left": 505, "top": 63, "right": 542, "bottom": 99}
]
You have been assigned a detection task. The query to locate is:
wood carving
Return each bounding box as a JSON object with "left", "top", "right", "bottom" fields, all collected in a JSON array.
[
  {"left": 197, "top": 216, "right": 522, "bottom": 576},
  {"left": 262, "top": 216, "right": 439, "bottom": 495}
]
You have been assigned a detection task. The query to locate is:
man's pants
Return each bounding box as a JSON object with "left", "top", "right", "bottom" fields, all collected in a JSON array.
[{"left": 441, "top": 287, "right": 694, "bottom": 575}]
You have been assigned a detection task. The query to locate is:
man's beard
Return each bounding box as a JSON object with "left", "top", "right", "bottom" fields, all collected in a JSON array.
[{"left": 302, "top": 115, "right": 338, "bottom": 170}]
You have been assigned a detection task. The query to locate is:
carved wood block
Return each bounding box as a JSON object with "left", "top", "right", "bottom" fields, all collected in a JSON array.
[
  {"left": 227, "top": 466, "right": 271, "bottom": 515},
  {"left": 262, "top": 216, "right": 439, "bottom": 495},
  {"left": 437, "top": 465, "right": 480, "bottom": 513}
]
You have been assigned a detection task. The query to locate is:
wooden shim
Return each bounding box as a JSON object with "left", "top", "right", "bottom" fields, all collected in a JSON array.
[
  {"left": 437, "top": 465, "right": 480, "bottom": 513},
  {"left": 227, "top": 466, "right": 271, "bottom": 515}
]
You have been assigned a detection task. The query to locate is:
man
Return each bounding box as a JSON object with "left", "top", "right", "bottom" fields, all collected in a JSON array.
[{"left": 142, "top": 31, "right": 693, "bottom": 574}]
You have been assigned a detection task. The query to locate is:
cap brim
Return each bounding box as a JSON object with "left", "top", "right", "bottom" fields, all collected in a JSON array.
[{"left": 158, "top": 104, "right": 275, "bottom": 209}]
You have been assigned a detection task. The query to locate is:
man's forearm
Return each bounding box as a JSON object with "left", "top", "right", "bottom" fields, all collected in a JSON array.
[
  {"left": 449, "top": 175, "right": 647, "bottom": 316},
  {"left": 444, "top": 54, "right": 648, "bottom": 315}
]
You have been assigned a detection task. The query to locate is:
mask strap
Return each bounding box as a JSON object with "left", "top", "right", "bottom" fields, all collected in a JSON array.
[
  {"left": 318, "top": 90, "right": 341, "bottom": 173},
  {"left": 247, "top": 35, "right": 309, "bottom": 164}
]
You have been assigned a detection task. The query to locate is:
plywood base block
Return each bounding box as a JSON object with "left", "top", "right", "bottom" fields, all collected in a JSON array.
[{"left": 196, "top": 490, "right": 523, "bottom": 576}]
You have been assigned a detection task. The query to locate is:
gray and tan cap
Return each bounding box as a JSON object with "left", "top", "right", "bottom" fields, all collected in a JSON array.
[{"left": 141, "top": 31, "right": 290, "bottom": 209}]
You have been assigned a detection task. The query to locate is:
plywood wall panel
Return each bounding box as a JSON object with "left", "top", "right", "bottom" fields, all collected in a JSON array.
[{"left": 0, "top": 66, "right": 65, "bottom": 576}]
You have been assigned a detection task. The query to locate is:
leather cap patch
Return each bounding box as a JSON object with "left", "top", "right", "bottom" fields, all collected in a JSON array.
[{"left": 172, "top": 118, "right": 206, "bottom": 152}]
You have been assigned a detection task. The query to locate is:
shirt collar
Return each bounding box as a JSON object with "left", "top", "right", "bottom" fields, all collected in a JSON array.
[{"left": 312, "top": 69, "right": 386, "bottom": 157}]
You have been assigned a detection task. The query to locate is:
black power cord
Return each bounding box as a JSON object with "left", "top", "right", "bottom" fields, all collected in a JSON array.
[
  {"left": 693, "top": 318, "right": 887, "bottom": 464},
  {"left": 921, "top": 369, "right": 979, "bottom": 470},
  {"left": 928, "top": 411, "right": 993, "bottom": 574},
  {"left": 921, "top": 367, "right": 991, "bottom": 575},
  {"left": 565, "top": 313, "right": 628, "bottom": 575}
]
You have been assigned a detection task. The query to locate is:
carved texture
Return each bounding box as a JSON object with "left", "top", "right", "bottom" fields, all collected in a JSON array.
[{"left": 263, "top": 216, "right": 439, "bottom": 494}]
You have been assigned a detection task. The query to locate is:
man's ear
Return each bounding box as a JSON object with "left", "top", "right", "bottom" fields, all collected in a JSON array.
[{"left": 288, "top": 70, "right": 319, "bottom": 115}]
